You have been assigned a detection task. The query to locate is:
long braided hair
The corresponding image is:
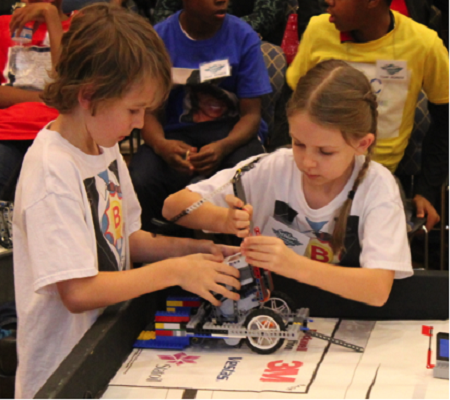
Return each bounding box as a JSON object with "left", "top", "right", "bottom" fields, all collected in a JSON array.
[{"left": 286, "top": 60, "right": 378, "bottom": 254}]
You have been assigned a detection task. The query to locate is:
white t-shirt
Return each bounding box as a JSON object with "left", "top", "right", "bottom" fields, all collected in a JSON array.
[
  {"left": 13, "top": 127, "right": 141, "bottom": 399},
  {"left": 188, "top": 149, "right": 413, "bottom": 279}
]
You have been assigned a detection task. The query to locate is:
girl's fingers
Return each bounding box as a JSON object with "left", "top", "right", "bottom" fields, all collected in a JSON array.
[
  {"left": 234, "top": 219, "right": 250, "bottom": 229},
  {"left": 236, "top": 229, "right": 250, "bottom": 238},
  {"left": 225, "top": 194, "right": 244, "bottom": 209},
  {"left": 243, "top": 249, "right": 272, "bottom": 263}
]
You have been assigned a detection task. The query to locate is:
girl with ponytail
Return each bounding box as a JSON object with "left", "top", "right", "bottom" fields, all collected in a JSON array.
[{"left": 164, "top": 59, "right": 413, "bottom": 307}]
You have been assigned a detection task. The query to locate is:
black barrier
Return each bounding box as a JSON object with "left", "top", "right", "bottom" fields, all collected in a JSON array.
[
  {"left": 35, "top": 270, "right": 448, "bottom": 398},
  {"left": 35, "top": 294, "right": 156, "bottom": 399},
  {"left": 272, "top": 270, "right": 449, "bottom": 320}
]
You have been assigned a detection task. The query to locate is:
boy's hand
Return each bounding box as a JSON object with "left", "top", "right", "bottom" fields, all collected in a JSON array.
[
  {"left": 156, "top": 139, "right": 197, "bottom": 174},
  {"left": 413, "top": 194, "right": 440, "bottom": 231},
  {"left": 223, "top": 194, "right": 253, "bottom": 237},
  {"left": 240, "top": 236, "right": 298, "bottom": 280},
  {"left": 189, "top": 240, "right": 239, "bottom": 260},
  {"left": 177, "top": 254, "right": 241, "bottom": 306},
  {"left": 189, "top": 142, "right": 226, "bottom": 177}
]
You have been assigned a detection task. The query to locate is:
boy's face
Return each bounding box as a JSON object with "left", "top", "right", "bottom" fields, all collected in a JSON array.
[
  {"left": 83, "top": 79, "right": 159, "bottom": 149},
  {"left": 184, "top": 0, "right": 229, "bottom": 26},
  {"left": 325, "top": 0, "right": 370, "bottom": 32}
]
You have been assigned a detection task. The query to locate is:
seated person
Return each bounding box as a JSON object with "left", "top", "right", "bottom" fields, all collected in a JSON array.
[
  {"left": 0, "top": 0, "right": 73, "bottom": 198},
  {"left": 286, "top": 0, "right": 449, "bottom": 232},
  {"left": 153, "top": 0, "right": 287, "bottom": 45},
  {"left": 129, "top": 0, "right": 272, "bottom": 234},
  {"left": 164, "top": 60, "right": 414, "bottom": 307},
  {"left": 297, "top": 0, "right": 446, "bottom": 40}
]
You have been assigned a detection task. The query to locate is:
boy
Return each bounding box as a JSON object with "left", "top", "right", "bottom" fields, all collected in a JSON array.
[
  {"left": 286, "top": 0, "right": 449, "bottom": 231},
  {"left": 129, "top": 0, "right": 272, "bottom": 234},
  {"left": 13, "top": 4, "right": 240, "bottom": 398}
]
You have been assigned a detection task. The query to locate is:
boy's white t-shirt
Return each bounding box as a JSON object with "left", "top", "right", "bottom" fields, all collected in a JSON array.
[
  {"left": 13, "top": 127, "right": 141, "bottom": 399},
  {"left": 188, "top": 148, "right": 413, "bottom": 278}
]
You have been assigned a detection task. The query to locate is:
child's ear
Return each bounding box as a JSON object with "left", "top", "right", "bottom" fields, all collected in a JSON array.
[
  {"left": 78, "top": 86, "right": 94, "bottom": 111},
  {"left": 355, "top": 133, "right": 375, "bottom": 154}
]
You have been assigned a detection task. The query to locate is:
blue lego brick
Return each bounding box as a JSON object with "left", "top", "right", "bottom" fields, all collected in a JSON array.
[
  {"left": 134, "top": 336, "right": 191, "bottom": 350},
  {"left": 166, "top": 307, "right": 193, "bottom": 313},
  {"left": 156, "top": 310, "right": 191, "bottom": 317}
]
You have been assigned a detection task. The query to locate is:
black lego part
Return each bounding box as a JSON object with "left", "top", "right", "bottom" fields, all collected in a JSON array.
[{"left": 272, "top": 269, "right": 449, "bottom": 320}]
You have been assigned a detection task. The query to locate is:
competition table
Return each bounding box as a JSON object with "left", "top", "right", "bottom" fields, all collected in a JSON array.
[{"left": 35, "top": 270, "right": 449, "bottom": 399}]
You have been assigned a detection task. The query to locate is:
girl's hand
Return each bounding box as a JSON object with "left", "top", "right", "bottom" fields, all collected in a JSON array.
[
  {"left": 240, "top": 236, "right": 299, "bottom": 280},
  {"left": 176, "top": 254, "right": 241, "bottom": 306},
  {"left": 223, "top": 194, "right": 253, "bottom": 237}
]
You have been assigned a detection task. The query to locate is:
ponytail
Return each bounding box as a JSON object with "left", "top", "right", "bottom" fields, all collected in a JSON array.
[{"left": 330, "top": 90, "right": 378, "bottom": 254}]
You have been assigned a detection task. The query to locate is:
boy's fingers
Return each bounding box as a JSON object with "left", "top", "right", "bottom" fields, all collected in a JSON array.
[
  {"left": 216, "top": 274, "right": 241, "bottom": 291},
  {"left": 202, "top": 291, "right": 221, "bottom": 307},
  {"left": 213, "top": 285, "right": 240, "bottom": 301},
  {"left": 216, "top": 244, "right": 240, "bottom": 257},
  {"left": 199, "top": 253, "right": 223, "bottom": 262},
  {"left": 216, "top": 263, "right": 240, "bottom": 278}
]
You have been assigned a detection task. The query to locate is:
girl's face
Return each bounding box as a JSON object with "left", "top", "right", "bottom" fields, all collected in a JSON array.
[
  {"left": 289, "top": 112, "right": 373, "bottom": 189},
  {"left": 81, "top": 79, "right": 159, "bottom": 150}
]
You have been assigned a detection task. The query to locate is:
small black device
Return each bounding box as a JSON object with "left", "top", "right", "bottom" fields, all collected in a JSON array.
[{"left": 433, "top": 332, "right": 449, "bottom": 379}]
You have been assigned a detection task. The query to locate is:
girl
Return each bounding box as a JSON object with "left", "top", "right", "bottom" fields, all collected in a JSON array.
[
  {"left": 163, "top": 59, "right": 413, "bottom": 308},
  {"left": 13, "top": 5, "right": 240, "bottom": 398}
]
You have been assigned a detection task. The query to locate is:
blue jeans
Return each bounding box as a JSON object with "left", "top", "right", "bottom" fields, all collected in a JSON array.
[
  {"left": 0, "top": 141, "right": 33, "bottom": 200},
  {"left": 129, "top": 121, "right": 264, "bottom": 233}
]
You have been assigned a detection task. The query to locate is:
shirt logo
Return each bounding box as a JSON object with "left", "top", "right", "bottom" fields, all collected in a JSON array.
[
  {"left": 381, "top": 63, "right": 403, "bottom": 76},
  {"left": 272, "top": 228, "right": 302, "bottom": 247}
]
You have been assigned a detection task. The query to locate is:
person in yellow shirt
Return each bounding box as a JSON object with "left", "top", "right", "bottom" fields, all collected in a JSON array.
[{"left": 286, "top": 0, "right": 449, "bottom": 231}]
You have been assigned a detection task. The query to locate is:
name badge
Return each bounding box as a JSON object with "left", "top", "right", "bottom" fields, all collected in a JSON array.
[
  {"left": 376, "top": 60, "right": 407, "bottom": 81},
  {"left": 199, "top": 59, "right": 231, "bottom": 82},
  {"left": 262, "top": 216, "right": 310, "bottom": 256}
]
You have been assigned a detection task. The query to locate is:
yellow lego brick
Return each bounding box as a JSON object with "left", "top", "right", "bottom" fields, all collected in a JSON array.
[
  {"left": 137, "top": 331, "right": 156, "bottom": 340},
  {"left": 166, "top": 301, "right": 183, "bottom": 306},
  {"left": 167, "top": 307, "right": 176, "bottom": 312}
]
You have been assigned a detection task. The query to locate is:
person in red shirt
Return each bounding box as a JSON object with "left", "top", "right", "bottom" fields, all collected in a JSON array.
[{"left": 0, "top": 0, "right": 72, "bottom": 199}]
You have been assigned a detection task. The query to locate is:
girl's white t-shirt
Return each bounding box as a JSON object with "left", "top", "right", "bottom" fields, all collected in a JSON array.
[{"left": 188, "top": 148, "right": 413, "bottom": 278}]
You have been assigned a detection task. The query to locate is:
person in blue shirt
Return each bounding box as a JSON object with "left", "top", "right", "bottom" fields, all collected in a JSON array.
[{"left": 129, "top": 0, "right": 272, "bottom": 234}]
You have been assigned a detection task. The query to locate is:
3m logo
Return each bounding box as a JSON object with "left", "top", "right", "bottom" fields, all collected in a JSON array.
[
  {"left": 158, "top": 352, "right": 200, "bottom": 366},
  {"left": 260, "top": 360, "right": 303, "bottom": 383}
]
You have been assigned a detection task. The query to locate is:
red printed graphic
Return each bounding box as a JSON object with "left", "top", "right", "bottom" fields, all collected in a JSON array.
[
  {"left": 158, "top": 352, "right": 200, "bottom": 366},
  {"left": 260, "top": 360, "right": 303, "bottom": 383},
  {"left": 310, "top": 246, "right": 330, "bottom": 263}
]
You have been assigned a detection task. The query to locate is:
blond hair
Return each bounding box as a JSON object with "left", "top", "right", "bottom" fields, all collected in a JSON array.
[
  {"left": 287, "top": 59, "right": 378, "bottom": 254},
  {"left": 43, "top": 3, "right": 172, "bottom": 114}
]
